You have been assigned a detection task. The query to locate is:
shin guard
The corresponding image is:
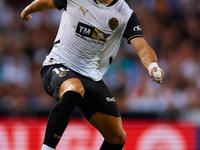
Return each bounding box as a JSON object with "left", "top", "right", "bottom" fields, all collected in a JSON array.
[{"left": 100, "top": 140, "right": 125, "bottom": 150}]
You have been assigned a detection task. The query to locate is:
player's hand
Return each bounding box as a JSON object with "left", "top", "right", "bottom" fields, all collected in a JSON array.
[
  {"left": 21, "top": 8, "right": 32, "bottom": 21},
  {"left": 150, "top": 67, "right": 164, "bottom": 84}
]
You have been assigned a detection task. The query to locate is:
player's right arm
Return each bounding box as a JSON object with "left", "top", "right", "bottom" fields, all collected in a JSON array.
[{"left": 21, "top": 0, "right": 56, "bottom": 21}]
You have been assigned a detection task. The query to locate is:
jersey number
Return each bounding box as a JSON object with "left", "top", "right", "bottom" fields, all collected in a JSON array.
[{"left": 53, "top": 67, "right": 70, "bottom": 74}]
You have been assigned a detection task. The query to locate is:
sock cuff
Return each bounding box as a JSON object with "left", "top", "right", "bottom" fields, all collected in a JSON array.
[
  {"left": 62, "top": 91, "right": 83, "bottom": 105},
  {"left": 100, "top": 140, "right": 125, "bottom": 150},
  {"left": 63, "top": 90, "right": 82, "bottom": 97},
  {"left": 62, "top": 91, "right": 83, "bottom": 99}
]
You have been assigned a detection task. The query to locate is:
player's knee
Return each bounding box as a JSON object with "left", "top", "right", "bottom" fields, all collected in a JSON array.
[
  {"left": 109, "top": 129, "right": 126, "bottom": 144},
  {"left": 59, "top": 79, "right": 85, "bottom": 99},
  {"left": 65, "top": 83, "right": 85, "bottom": 98},
  {"left": 116, "top": 129, "right": 126, "bottom": 143},
  {"left": 74, "top": 84, "right": 85, "bottom": 97}
]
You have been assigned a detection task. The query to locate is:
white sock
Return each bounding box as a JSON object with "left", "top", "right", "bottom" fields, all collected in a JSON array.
[{"left": 41, "top": 144, "right": 55, "bottom": 150}]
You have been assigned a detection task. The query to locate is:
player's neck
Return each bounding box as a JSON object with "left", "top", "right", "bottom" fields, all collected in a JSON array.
[{"left": 96, "top": 0, "right": 113, "bottom": 5}]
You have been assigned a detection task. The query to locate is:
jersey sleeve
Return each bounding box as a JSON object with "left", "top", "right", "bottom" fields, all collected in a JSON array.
[
  {"left": 123, "top": 12, "right": 144, "bottom": 44},
  {"left": 52, "top": 0, "right": 67, "bottom": 10}
]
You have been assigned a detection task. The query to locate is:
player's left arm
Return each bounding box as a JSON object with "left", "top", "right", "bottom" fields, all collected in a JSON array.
[
  {"left": 130, "top": 37, "right": 164, "bottom": 84},
  {"left": 123, "top": 12, "right": 164, "bottom": 84}
]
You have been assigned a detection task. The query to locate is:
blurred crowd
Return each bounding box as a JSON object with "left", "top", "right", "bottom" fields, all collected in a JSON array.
[{"left": 0, "top": 0, "right": 200, "bottom": 125}]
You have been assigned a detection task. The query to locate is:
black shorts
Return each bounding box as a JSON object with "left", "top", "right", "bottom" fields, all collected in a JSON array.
[{"left": 40, "top": 64, "right": 120, "bottom": 120}]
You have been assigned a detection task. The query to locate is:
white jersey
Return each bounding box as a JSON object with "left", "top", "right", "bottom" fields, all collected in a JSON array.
[{"left": 43, "top": 0, "right": 143, "bottom": 81}]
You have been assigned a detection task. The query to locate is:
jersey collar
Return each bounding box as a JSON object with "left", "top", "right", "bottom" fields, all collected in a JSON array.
[{"left": 93, "top": 0, "right": 118, "bottom": 7}]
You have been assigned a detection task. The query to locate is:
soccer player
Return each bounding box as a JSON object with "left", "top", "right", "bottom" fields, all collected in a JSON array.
[{"left": 21, "top": 0, "right": 164, "bottom": 149}]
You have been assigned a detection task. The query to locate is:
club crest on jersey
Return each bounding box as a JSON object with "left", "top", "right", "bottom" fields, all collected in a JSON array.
[
  {"left": 75, "top": 22, "right": 110, "bottom": 45},
  {"left": 109, "top": 18, "right": 119, "bottom": 31}
]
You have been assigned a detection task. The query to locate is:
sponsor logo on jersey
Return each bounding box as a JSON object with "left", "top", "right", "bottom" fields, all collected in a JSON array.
[
  {"left": 133, "top": 25, "right": 142, "bottom": 31},
  {"left": 109, "top": 18, "right": 119, "bottom": 31},
  {"left": 76, "top": 22, "right": 110, "bottom": 45},
  {"left": 76, "top": 22, "right": 94, "bottom": 38},
  {"left": 106, "top": 97, "right": 115, "bottom": 102},
  {"left": 79, "top": 6, "right": 88, "bottom": 17}
]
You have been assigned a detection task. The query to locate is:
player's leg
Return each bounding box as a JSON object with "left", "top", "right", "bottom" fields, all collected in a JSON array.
[
  {"left": 40, "top": 65, "right": 84, "bottom": 150},
  {"left": 89, "top": 112, "right": 126, "bottom": 150},
  {"left": 77, "top": 78, "right": 126, "bottom": 150}
]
